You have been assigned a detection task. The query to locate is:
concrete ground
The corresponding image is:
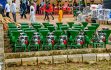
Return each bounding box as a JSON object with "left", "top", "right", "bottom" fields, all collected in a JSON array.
[
  {"left": 6, "top": 61, "right": 111, "bottom": 70},
  {"left": 13, "top": 14, "right": 111, "bottom": 30},
  {"left": 15, "top": 14, "right": 74, "bottom": 24}
]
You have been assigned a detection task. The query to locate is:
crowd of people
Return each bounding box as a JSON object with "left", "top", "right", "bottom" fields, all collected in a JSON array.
[
  {"left": 0, "top": 0, "right": 86, "bottom": 23},
  {"left": 0, "top": 0, "right": 65, "bottom": 23},
  {"left": 19, "top": 0, "right": 73, "bottom": 22}
]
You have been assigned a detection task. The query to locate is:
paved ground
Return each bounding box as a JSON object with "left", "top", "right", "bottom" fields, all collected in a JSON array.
[
  {"left": 6, "top": 61, "right": 111, "bottom": 70},
  {"left": 13, "top": 14, "right": 111, "bottom": 30},
  {"left": 15, "top": 14, "right": 74, "bottom": 25}
]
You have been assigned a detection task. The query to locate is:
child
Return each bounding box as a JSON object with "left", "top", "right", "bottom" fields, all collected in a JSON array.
[
  {"left": 58, "top": 8, "right": 63, "bottom": 22},
  {"left": 30, "top": 3, "right": 36, "bottom": 23}
]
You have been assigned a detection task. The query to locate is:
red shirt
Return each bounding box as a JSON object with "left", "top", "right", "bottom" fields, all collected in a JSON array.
[
  {"left": 43, "top": 4, "right": 53, "bottom": 13},
  {"left": 43, "top": 4, "right": 46, "bottom": 11},
  {"left": 49, "top": 4, "right": 53, "bottom": 13},
  {"left": 43, "top": 4, "right": 49, "bottom": 13}
]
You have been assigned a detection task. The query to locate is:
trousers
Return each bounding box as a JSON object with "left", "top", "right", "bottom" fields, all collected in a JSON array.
[
  {"left": 30, "top": 15, "right": 35, "bottom": 23},
  {"left": 12, "top": 12, "right": 16, "bottom": 22}
]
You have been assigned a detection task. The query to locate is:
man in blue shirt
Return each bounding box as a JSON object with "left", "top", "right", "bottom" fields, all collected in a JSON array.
[{"left": 21, "top": 2, "right": 27, "bottom": 18}]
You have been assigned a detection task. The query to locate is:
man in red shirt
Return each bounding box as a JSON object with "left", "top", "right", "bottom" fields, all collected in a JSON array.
[
  {"left": 43, "top": 2, "right": 50, "bottom": 21},
  {"left": 49, "top": 3, "right": 54, "bottom": 20}
]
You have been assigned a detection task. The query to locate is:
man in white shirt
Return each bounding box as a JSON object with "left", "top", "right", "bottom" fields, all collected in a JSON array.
[
  {"left": 30, "top": 3, "right": 36, "bottom": 23},
  {"left": 11, "top": 1, "right": 16, "bottom": 22},
  {"left": 5, "top": 2, "right": 10, "bottom": 18}
]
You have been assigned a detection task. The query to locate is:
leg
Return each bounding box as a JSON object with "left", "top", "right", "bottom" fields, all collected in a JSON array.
[
  {"left": 44, "top": 13, "right": 46, "bottom": 20},
  {"left": 12, "top": 13, "right": 16, "bottom": 22},
  {"left": 24, "top": 11, "right": 27, "bottom": 18},
  {"left": 12, "top": 13, "right": 14, "bottom": 21},
  {"left": 21, "top": 12, "right": 23, "bottom": 18},
  {"left": 23, "top": 11, "right": 26, "bottom": 18},
  {"left": 50, "top": 13, "right": 54, "bottom": 20},
  {"left": 21, "top": 14, "right": 23, "bottom": 18},
  {"left": 30, "top": 15, "right": 36, "bottom": 23},
  {"left": 46, "top": 12, "right": 49, "bottom": 21},
  {"left": 60, "top": 18, "right": 62, "bottom": 22},
  {"left": 6, "top": 12, "right": 10, "bottom": 18},
  {"left": 24, "top": 13, "right": 27, "bottom": 18},
  {"left": 30, "top": 16, "right": 32, "bottom": 23},
  {"left": 7, "top": 12, "right": 10, "bottom": 18},
  {"left": 32, "top": 15, "right": 35, "bottom": 23},
  {"left": 14, "top": 13, "right": 16, "bottom": 22},
  {"left": 44, "top": 12, "right": 47, "bottom": 20},
  {"left": 58, "top": 17, "right": 62, "bottom": 22},
  {"left": 6, "top": 12, "right": 8, "bottom": 17}
]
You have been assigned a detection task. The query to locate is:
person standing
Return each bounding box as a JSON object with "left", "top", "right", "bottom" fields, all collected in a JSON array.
[
  {"left": 58, "top": 8, "right": 63, "bottom": 22},
  {"left": 11, "top": 1, "right": 16, "bottom": 22},
  {"left": 44, "top": 2, "right": 50, "bottom": 21},
  {"left": 30, "top": 3, "right": 36, "bottom": 23},
  {"left": 21, "top": 3, "right": 27, "bottom": 18},
  {"left": 5, "top": 2, "right": 10, "bottom": 18},
  {"left": 49, "top": 3, "right": 54, "bottom": 20}
]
